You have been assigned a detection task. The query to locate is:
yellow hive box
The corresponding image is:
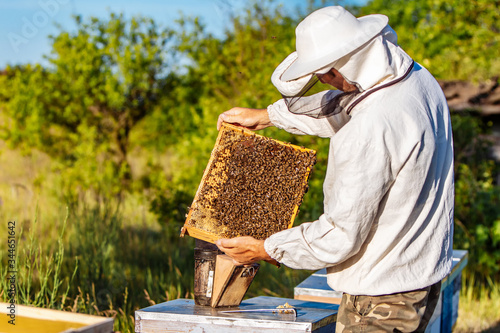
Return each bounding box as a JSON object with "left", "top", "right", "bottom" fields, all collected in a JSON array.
[
  {"left": 181, "top": 123, "right": 316, "bottom": 243},
  {"left": 0, "top": 303, "right": 113, "bottom": 333}
]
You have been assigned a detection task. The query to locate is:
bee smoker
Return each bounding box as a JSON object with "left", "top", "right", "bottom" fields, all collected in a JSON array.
[{"left": 193, "top": 239, "right": 220, "bottom": 306}]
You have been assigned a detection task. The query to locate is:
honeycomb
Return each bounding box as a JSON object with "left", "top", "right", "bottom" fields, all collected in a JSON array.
[{"left": 181, "top": 123, "right": 316, "bottom": 243}]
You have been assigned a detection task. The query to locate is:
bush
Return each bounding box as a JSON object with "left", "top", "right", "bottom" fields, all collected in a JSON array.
[{"left": 452, "top": 111, "right": 500, "bottom": 285}]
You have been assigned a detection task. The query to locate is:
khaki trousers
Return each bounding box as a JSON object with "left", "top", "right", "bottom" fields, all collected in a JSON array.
[{"left": 336, "top": 281, "right": 441, "bottom": 332}]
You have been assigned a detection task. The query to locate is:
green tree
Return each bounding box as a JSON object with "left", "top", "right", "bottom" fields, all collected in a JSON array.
[
  {"left": 359, "top": 0, "right": 500, "bottom": 81},
  {"left": 0, "top": 13, "right": 177, "bottom": 200},
  {"left": 452, "top": 113, "right": 500, "bottom": 284}
]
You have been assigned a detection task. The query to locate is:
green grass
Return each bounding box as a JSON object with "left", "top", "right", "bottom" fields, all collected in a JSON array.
[
  {"left": 0, "top": 198, "right": 193, "bottom": 332},
  {"left": 0, "top": 199, "right": 308, "bottom": 332},
  {"left": 454, "top": 275, "right": 500, "bottom": 332}
]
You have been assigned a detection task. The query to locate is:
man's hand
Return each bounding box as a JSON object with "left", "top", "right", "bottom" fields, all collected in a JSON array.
[
  {"left": 215, "top": 236, "right": 273, "bottom": 266},
  {"left": 217, "top": 107, "right": 273, "bottom": 131}
]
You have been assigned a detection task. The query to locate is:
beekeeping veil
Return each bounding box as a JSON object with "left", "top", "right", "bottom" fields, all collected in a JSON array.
[{"left": 272, "top": 6, "right": 413, "bottom": 118}]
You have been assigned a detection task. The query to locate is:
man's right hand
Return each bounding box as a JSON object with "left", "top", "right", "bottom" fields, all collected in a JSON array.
[{"left": 217, "top": 107, "right": 273, "bottom": 131}]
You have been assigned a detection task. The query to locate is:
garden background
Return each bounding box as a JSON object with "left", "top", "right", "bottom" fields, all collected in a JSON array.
[{"left": 1, "top": 0, "right": 499, "bottom": 332}]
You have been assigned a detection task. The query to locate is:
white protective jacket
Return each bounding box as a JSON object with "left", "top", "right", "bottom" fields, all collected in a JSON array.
[{"left": 264, "top": 29, "right": 454, "bottom": 296}]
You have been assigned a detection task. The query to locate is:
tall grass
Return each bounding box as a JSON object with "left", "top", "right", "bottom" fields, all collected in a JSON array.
[
  {"left": 0, "top": 208, "right": 76, "bottom": 309},
  {"left": 0, "top": 199, "right": 193, "bottom": 332},
  {"left": 454, "top": 274, "right": 500, "bottom": 332},
  {"left": 0, "top": 199, "right": 311, "bottom": 332}
]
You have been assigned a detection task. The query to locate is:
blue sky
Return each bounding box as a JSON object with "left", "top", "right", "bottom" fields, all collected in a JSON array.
[{"left": 0, "top": 0, "right": 367, "bottom": 68}]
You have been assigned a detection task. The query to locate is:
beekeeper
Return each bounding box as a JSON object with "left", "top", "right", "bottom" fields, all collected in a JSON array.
[{"left": 216, "top": 6, "right": 454, "bottom": 332}]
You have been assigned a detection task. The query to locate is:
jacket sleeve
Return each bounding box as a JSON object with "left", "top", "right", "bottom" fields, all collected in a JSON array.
[
  {"left": 264, "top": 116, "right": 399, "bottom": 270},
  {"left": 267, "top": 92, "right": 350, "bottom": 138}
]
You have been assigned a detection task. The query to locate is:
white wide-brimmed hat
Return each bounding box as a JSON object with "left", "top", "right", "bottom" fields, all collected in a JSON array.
[{"left": 281, "top": 6, "right": 388, "bottom": 81}]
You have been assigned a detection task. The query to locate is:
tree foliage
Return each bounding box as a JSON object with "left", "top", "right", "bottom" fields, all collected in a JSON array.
[
  {"left": 359, "top": 0, "right": 500, "bottom": 81},
  {"left": 0, "top": 13, "right": 177, "bottom": 199},
  {"left": 452, "top": 113, "right": 500, "bottom": 284}
]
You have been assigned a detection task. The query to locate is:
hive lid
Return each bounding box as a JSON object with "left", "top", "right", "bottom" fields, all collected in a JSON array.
[{"left": 180, "top": 122, "right": 316, "bottom": 243}]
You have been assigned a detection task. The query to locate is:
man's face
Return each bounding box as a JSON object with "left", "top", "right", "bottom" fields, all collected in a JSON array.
[{"left": 316, "top": 68, "right": 358, "bottom": 93}]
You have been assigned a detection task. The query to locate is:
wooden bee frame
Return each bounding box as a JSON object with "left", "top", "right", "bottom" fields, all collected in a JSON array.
[{"left": 180, "top": 123, "right": 316, "bottom": 243}]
